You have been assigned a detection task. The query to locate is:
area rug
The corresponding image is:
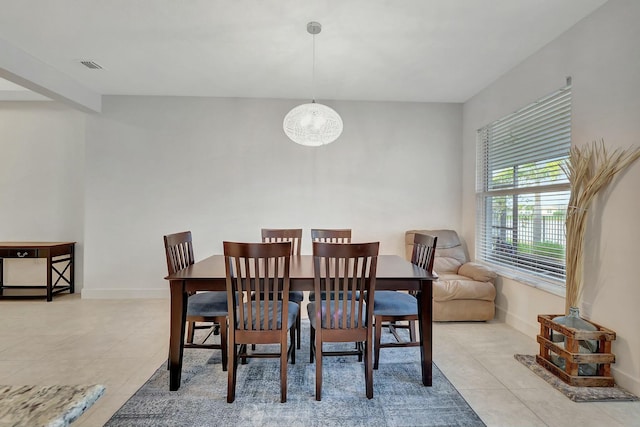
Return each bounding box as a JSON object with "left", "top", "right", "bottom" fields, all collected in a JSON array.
[
  {"left": 106, "top": 321, "right": 485, "bottom": 427},
  {"left": 514, "top": 354, "right": 638, "bottom": 402},
  {"left": 0, "top": 384, "right": 105, "bottom": 427}
]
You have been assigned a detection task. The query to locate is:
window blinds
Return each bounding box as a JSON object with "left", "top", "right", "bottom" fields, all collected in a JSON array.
[{"left": 476, "top": 85, "right": 571, "bottom": 284}]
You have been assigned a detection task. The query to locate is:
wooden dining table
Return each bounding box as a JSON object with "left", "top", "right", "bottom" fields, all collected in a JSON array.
[{"left": 165, "top": 254, "right": 435, "bottom": 391}]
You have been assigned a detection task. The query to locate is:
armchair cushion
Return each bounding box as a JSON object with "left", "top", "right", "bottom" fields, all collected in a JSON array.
[
  {"left": 458, "top": 262, "right": 497, "bottom": 283},
  {"left": 433, "top": 274, "right": 496, "bottom": 302},
  {"left": 434, "top": 257, "right": 463, "bottom": 274}
]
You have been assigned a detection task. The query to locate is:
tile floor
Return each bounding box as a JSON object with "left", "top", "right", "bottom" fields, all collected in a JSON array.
[{"left": 1, "top": 295, "right": 638, "bottom": 427}]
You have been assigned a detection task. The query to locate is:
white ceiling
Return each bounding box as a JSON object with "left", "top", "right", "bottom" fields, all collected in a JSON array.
[{"left": 0, "top": 0, "right": 607, "bottom": 105}]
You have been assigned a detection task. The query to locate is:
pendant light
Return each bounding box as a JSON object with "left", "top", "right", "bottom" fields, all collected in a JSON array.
[{"left": 283, "top": 22, "right": 343, "bottom": 147}]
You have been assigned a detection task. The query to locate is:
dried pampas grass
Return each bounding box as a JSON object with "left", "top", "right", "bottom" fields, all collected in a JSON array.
[{"left": 561, "top": 140, "right": 640, "bottom": 313}]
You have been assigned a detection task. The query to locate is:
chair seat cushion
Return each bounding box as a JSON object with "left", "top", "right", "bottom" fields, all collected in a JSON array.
[
  {"left": 237, "top": 301, "right": 299, "bottom": 330},
  {"left": 433, "top": 275, "right": 496, "bottom": 302},
  {"left": 289, "top": 291, "right": 304, "bottom": 303},
  {"left": 308, "top": 291, "right": 359, "bottom": 301},
  {"left": 251, "top": 291, "right": 304, "bottom": 304},
  {"left": 307, "top": 301, "right": 367, "bottom": 329},
  {"left": 187, "top": 291, "right": 228, "bottom": 317},
  {"left": 373, "top": 291, "right": 417, "bottom": 316}
]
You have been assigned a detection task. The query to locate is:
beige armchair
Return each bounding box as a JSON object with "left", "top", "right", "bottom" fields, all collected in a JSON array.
[{"left": 405, "top": 229, "right": 497, "bottom": 321}]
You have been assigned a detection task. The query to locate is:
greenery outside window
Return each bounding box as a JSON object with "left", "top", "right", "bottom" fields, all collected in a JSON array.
[{"left": 476, "top": 84, "right": 571, "bottom": 286}]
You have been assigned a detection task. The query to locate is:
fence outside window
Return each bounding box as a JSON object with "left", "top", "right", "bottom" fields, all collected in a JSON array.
[{"left": 488, "top": 211, "right": 566, "bottom": 280}]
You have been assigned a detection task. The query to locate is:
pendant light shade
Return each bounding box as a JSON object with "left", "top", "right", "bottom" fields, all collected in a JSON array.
[
  {"left": 284, "top": 22, "right": 343, "bottom": 147},
  {"left": 283, "top": 101, "right": 343, "bottom": 147}
]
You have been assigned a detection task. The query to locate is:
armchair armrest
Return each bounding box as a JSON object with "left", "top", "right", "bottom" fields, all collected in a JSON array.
[{"left": 458, "top": 262, "right": 497, "bottom": 283}]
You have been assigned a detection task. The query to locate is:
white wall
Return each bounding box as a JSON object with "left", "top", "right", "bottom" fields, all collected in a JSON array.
[
  {"left": 82, "top": 96, "right": 462, "bottom": 298},
  {"left": 463, "top": 0, "right": 640, "bottom": 395},
  {"left": 0, "top": 102, "right": 85, "bottom": 287}
]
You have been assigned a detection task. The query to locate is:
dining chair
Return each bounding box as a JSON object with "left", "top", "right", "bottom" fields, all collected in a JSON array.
[
  {"left": 308, "top": 229, "right": 352, "bottom": 302},
  {"left": 223, "top": 241, "right": 298, "bottom": 403},
  {"left": 309, "top": 228, "right": 359, "bottom": 356},
  {"left": 163, "top": 231, "right": 228, "bottom": 371},
  {"left": 259, "top": 228, "right": 304, "bottom": 349},
  {"left": 307, "top": 241, "right": 379, "bottom": 400},
  {"left": 372, "top": 232, "right": 437, "bottom": 369}
]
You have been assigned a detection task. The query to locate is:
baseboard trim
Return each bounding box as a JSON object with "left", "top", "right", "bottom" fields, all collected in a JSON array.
[
  {"left": 81, "top": 288, "right": 169, "bottom": 299},
  {"left": 611, "top": 367, "right": 640, "bottom": 397},
  {"left": 495, "top": 304, "right": 539, "bottom": 339}
]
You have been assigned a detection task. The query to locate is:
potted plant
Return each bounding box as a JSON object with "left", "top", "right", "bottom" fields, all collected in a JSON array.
[{"left": 561, "top": 140, "right": 640, "bottom": 315}]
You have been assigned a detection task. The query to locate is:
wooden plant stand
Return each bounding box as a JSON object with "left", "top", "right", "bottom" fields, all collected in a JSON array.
[{"left": 537, "top": 314, "right": 616, "bottom": 387}]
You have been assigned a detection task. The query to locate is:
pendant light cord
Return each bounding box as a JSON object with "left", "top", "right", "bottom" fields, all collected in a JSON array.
[{"left": 311, "top": 32, "right": 316, "bottom": 103}]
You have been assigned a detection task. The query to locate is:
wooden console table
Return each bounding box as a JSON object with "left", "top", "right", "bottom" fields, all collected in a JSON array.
[{"left": 0, "top": 242, "right": 75, "bottom": 302}]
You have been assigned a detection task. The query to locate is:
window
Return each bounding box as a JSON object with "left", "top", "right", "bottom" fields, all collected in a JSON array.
[{"left": 476, "top": 85, "right": 571, "bottom": 286}]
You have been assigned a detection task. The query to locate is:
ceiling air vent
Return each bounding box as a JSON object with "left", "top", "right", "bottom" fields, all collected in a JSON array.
[{"left": 80, "top": 60, "right": 103, "bottom": 70}]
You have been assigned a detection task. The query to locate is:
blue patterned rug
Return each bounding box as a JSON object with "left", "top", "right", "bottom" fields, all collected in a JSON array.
[{"left": 106, "top": 321, "right": 485, "bottom": 426}]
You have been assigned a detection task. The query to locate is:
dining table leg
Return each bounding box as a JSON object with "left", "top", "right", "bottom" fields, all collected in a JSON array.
[
  {"left": 416, "top": 278, "right": 433, "bottom": 386},
  {"left": 169, "top": 280, "right": 187, "bottom": 391}
]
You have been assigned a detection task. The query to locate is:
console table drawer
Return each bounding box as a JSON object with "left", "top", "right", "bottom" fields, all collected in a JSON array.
[{"left": 0, "top": 248, "right": 39, "bottom": 258}]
